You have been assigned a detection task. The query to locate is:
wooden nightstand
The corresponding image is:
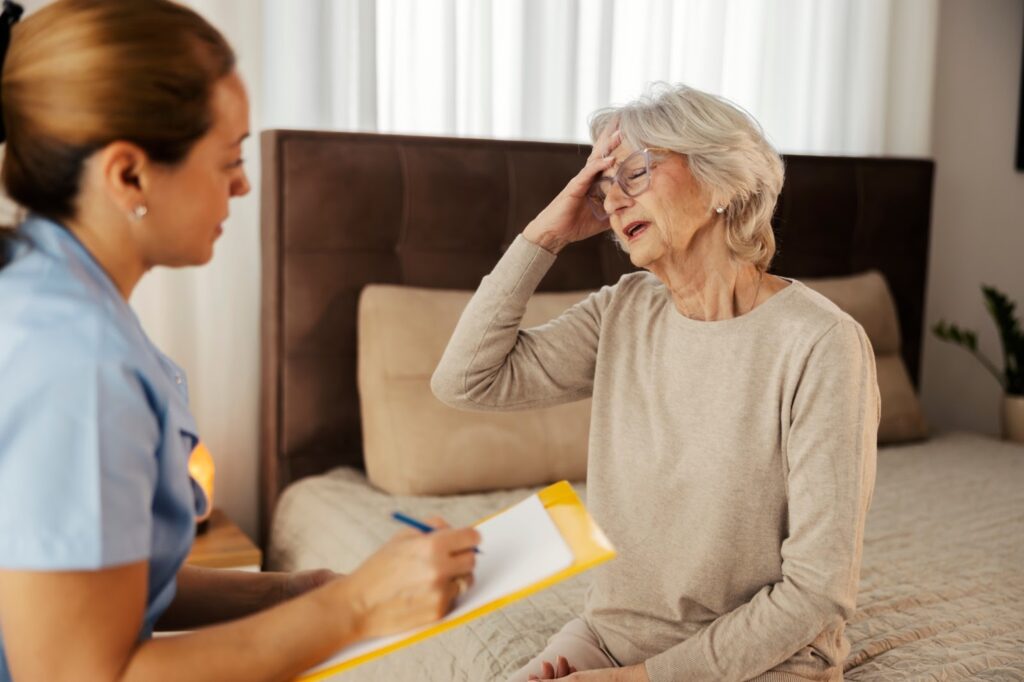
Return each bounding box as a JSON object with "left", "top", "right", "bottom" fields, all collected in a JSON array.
[{"left": 187, "top": 508, "right": 262, "bottom": 571}]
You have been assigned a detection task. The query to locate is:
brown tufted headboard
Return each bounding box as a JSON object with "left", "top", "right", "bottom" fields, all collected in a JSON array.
[{"left": 259, "top": 129, "right": 933, "bottom": 541}]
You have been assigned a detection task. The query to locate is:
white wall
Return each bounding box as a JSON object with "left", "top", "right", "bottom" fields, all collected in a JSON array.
[{"left": 921, "top": 0, "right": 1024, "bottom": 435}]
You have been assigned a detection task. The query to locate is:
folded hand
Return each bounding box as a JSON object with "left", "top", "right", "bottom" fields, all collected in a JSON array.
[{"left": 528, "top": 659, "right": 650, "bottom": 681}]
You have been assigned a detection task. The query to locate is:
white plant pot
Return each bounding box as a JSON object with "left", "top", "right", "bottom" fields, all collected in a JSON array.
[{"left": 1002, "top": 394, "right": 1024, "bottom": 444}]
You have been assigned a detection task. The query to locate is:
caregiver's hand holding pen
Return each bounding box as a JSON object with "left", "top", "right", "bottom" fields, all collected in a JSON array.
[{"left": 345, "top": 520, "right": 480, "bottom": 638}]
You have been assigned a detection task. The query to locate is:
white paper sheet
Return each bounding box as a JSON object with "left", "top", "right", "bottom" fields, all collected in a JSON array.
[{"left": 306, "top": 493, "right": 574, "bottom": 674}]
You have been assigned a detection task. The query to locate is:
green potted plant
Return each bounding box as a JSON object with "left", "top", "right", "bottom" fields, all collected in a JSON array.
[{"left": 933, "top": 285, "right": 1024, "bottom": 443}]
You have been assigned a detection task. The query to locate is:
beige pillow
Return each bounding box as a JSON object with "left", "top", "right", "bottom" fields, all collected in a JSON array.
[
  {"left": 358, "top": 286, "right": 593, "bottom": 495},
  {"left": 802, "top": 271, "right": 928, "bottom": 444}
]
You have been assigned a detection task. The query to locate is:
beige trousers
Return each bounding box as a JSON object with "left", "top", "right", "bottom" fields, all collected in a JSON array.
[{"left": 505, "top": 618, "right": 839, "bottom": 682}]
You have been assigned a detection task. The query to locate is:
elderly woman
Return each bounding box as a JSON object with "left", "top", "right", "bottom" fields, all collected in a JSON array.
[{"left": 432, "top": 83, "right": 879, "bottom": 682}]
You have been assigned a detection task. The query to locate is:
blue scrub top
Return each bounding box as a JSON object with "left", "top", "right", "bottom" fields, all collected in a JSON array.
[{"left": 0, "top": 216, "right": 207, "bottom": 679}]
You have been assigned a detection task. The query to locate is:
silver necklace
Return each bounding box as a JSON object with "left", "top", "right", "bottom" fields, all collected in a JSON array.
[{"left": 676, "top": 270, "right": 764, "bottom": 319}]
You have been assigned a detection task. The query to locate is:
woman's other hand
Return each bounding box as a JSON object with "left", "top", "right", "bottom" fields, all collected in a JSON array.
[
  {"left": 343, "top": 518, "right": 480, "bottom": 639},
  {"left": 529, "top": 662, "right": 650, "bottom": 681},
  {"left": 528, "top": 654, "right": 578, "bottom": 679},
  {"left": 522, "top": 127, "right": 622, "bottom": 254}
]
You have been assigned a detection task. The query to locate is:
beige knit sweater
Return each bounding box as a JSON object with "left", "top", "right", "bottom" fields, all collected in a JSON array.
[{"left": 432, "top": 236, "right": 879, "bottom": 682}]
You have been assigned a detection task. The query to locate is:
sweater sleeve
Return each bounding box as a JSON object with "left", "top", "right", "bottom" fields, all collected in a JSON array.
[
  {"left": 644, "top": 319, "right": 880, "bottom": 682},
  {"left": 431, "top": 235, "right": 611, "bottom": 411}
]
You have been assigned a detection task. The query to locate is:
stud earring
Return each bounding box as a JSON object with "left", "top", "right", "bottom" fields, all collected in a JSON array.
[
  {"left": 715, "top": 206, "right": 726, "bottom": 215},
  {"left": 131, "top": 205, "right": 148, "bottom": 221}
]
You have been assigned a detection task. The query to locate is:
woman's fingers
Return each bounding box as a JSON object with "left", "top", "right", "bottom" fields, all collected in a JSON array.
[
  {"left": 385, "top": 526, "right": 479, "bottom": 579},
  {"left": 574, "top": 127, "right": 621, "bottom": 194},
  {"left": 433, "top": 526, "right": 482, "bottom": 555},
  {"left": 529, "top": 655, "right": 575, "bottom": 680},
  {"left": 442, "top": 545, "right": 477, "bottom": 577},
  {"left": 442, "top": 572, "right": 474, "bottom": 606},
  {"left": 531, "top": 655, "right": 573, "bottom": 680},
  {"left": 567, "top": 153, "right": 616, "bottom": 198},
  {"left": 588, "top": 127, "right": 621, "bottom": 162},
  {"left": 411, "top": 527, "right": 479, "bottom": 585},
  {"left": 387, "top": 522, "right": 478, "bottom": 551},
  {"left": 349, "top": 524, "right": 482, "bottom": 637},
  {"left": 435, "top": 530, "right": 478, "bottom": 597}
]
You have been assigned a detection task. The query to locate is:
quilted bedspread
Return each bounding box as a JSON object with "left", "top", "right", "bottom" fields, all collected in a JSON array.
[{"left": 267, "top": 433, "right": 1024, "bottom": 681}]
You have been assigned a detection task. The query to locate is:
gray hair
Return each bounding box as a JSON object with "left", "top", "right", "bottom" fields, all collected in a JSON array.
[{"left": 589, "top": 83, "right": 784, "bottom": 271}]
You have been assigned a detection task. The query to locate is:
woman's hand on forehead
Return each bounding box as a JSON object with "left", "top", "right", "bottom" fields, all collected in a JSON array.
[{"left": 591, "top": 127, "right": 622, "bottom": 165}]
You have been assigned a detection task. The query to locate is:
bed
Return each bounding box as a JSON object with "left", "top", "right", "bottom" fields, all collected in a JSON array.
[{"left": 258, "top": 130, "right": 1024, "bottom": 680}]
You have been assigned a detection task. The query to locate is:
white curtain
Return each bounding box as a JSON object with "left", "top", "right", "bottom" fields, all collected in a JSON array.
[
  {"left": 264, "top": 0, "right": 939, "bottom": 155},
  {"left": 54, "top": 0, "right": 937, "bottom": 536}
]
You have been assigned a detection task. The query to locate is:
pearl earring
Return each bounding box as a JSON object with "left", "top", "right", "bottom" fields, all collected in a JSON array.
[
  {"left": 715, "top": 206, "right": 726, "bottom": 215},
  {"left": 131, "top": 205, "right": 148, "bottom": 221}
]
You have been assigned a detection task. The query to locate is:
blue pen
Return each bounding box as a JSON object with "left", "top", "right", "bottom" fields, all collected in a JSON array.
[{"left": 392, "top": 511, "right": 481, "bottom": 554}]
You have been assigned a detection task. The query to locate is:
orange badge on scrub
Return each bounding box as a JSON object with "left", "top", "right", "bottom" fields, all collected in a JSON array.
[{"left": 188, "top": 441, "right": 215, "bottom": 523}]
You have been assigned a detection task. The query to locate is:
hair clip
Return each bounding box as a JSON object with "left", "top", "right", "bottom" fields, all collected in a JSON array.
[{"left": 1, "top": 1, "right": 24, "bottom": 26}]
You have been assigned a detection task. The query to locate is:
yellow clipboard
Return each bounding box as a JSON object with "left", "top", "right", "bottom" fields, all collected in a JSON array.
[{"left": 297, "top": 481, "right": 616, "bottom": 680}]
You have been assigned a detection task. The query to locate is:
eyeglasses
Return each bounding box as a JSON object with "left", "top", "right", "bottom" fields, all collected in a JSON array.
[{"left": 586, "top": 147, "right": 667, "bottom": 221}]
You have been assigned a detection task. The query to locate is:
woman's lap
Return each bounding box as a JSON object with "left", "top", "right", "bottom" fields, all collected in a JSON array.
[
  {"left": 505, "top": 619, "right": 841, "bottom": 682},
  {"left": 506, "top": 618, "right": 619, "bottom": 682}
]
